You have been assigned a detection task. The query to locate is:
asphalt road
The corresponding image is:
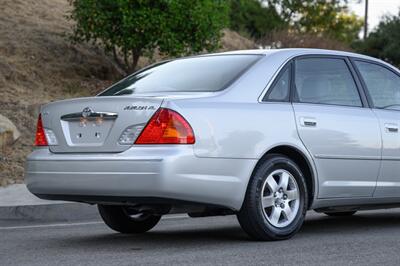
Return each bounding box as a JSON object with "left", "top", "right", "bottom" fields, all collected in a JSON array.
[{"left": 2, "top": 209, "right": 400, "bottom": 266}]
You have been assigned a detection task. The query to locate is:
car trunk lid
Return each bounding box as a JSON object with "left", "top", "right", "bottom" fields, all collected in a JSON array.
[{"left": 41, "top": 96, "right": 163, "bottom": 153}]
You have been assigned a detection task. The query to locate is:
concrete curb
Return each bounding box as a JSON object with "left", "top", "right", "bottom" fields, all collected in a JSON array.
[
  {"left": 0, "top": 184, "right": 189, "bottom": 223},
  {"left": 0, "top": 184, "right": 100, "bottom": 222},
  {"left": 0, "top": 203, "right": 100, "bottom": 222}
]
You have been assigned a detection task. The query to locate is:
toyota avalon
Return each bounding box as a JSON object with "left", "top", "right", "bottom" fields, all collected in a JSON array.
[{"left": 25, "top": 49, "right": 400, "bottom": 240}]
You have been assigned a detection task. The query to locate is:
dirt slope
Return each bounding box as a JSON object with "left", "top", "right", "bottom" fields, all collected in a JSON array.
[{"left": 0, "top": 0, "right": 255, "bottom": 186}]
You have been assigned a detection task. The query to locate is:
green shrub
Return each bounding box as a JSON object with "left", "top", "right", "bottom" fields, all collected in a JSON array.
[
  {"left": 68, "top": 0, "right": 229, "bottom": 72},
  {"left": 353, "top": 11, "right": 400, "bottom": 67},
  {"left": 229, "top": 0, "right": 285, "bottom": 40},
  {"left": 229, "top": 0, "right": 363, "bottom": 45},
  {"left": 270, "top": 0, "right": 363, "bottom": 44}
]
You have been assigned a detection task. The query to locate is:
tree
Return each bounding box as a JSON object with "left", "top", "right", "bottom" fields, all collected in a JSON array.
[
  {"left": 266, "top": 0, "right": 363, "bottom": 44},
  {"left": 353, "top": 11, "right": 400, "bottom": 67},
  {"left": 229, "top": 0, "right": 285, "bottom": 40},
  {"left": 68, "top": 0, "right": 229, "bottom": 72}
]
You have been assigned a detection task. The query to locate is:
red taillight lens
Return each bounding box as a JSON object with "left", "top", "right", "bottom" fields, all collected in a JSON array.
[
  {"left": 34, "top": 114, "right": 48, "bottom": 146},
  {"left": 135, "top": 108, "right": 195, "bottom": 144}
]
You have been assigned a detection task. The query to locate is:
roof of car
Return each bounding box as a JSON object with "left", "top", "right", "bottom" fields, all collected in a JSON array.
[{"left": 216, "top": 48, "right": 383, "bottom": 63}]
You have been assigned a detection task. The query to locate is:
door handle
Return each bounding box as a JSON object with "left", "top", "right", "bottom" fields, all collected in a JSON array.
[
  {"left": 385, "top": 123, "right": 398, "bottom": 133},
  {"left": 300, "top": 117, "right": 317, "bottom": 127}
]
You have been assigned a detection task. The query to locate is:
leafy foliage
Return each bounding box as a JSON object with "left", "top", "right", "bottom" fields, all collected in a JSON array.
[
  {"left": 68, "top": 0, "right": 229, "bottom": 72},
  {"left": 353, "top": 11, "right": 400, "bottom": 67},
  {"left": 228, "top": 0, "right": 363, "bottom": 44},
  {"left": 229, "top": 0, "right": 285, "bottom": 39},
  {"left": 268, "top": 0, "right": 363, "bottom": 44}
]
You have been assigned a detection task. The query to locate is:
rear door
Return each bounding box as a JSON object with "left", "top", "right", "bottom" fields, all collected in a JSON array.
[
  {"left": 292, "top": 56, "right": 381, "bottom": 198},
  {"left": 352, "top": 59, "right": 400, "bottom": 197}
]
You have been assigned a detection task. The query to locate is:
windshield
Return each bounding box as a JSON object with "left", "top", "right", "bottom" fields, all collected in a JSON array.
[{"left": 98, "top": 55, "right": 261, "bottom": 96}]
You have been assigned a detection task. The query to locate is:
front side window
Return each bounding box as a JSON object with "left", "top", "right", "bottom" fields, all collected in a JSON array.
[
  {"left": 355, "top": 60, "right": 400, "bottom": 110},
  {"left": 264, "top": 66, "right": 290, "bottom": 102},
  {"left": 294, "top": 58, "right": 362, "bottom": 107},
  {"left": 99, "top": 55, "right": 261, "bottom": 96}
]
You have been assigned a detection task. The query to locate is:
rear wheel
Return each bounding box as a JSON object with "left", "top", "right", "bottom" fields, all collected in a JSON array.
[
  {"left": 237, "top": 154, "right": 308, "bottom": 241},
  {"left": 324, "top": 211, "right": 357, "bottom": 217},
  {"left": 98, "top": 205, "right": 161, "bottom": 234}
]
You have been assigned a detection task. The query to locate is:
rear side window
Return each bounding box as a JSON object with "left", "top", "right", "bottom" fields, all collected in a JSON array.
[
  {"left": 264, "top": 66, "right": 290, "bottom": 102},
  {"left": 99, "top": 55, "right": 261, "bottom": 96},
  {"left": 355, "top": 60, "right": 400, "bottom": 110},
  {"left": 294, "top": 58, "right": 362, "bottom": 107}
]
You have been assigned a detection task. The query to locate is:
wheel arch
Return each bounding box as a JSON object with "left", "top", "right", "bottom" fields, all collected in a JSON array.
[{"left": 251, "top": 145, "right": 316, "bottom": 209}]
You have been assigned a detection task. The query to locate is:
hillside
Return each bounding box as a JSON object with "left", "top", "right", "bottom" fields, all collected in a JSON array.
[{"left": 0, "top": 0, "right": 256, "bottom": 186}]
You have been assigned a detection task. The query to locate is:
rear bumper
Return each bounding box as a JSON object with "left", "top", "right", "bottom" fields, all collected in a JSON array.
[{"left": 25, "top": 146, "right": 256, "bottom": 210}]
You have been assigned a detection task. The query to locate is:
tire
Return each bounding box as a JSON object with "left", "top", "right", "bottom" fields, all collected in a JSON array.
[
  {"left": 324, "top": 211, "right": 357, "bottom": 217},
  {"left": 237, "top": 154, "right": 308, "bottom": 241},
  {"left": 98, "top": 205, "right": 161, "bottom": 234}
]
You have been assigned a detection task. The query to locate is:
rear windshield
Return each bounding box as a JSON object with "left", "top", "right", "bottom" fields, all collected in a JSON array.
[{"left": 99, "top": 55, "right": 261, "bottom": 96}]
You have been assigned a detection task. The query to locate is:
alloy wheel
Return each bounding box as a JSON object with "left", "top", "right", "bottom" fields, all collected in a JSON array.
[{"left": 261, "top": 169, "right": 300, "bottom": 228}]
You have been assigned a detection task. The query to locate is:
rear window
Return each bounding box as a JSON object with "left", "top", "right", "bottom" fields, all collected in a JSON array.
[{"left": 99, "top": 55, "right": 261, "bottom": 96}]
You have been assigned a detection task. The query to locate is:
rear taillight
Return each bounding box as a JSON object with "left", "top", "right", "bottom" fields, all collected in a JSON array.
[
  {"left": 135, "top": 108, "right": 195, "bottom": 144},
  {"left": 34, "top": 114, "right": 48, "bottom": 146}
]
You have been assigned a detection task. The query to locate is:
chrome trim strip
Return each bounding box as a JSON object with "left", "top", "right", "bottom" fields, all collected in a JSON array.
[
  {"left": 26, "top": 171, "right": 158, "bottom": 175},
  {"left": 315, "top": 154, "right": 381, "bottom": 160},
  {"left": 61, "top": 112, "right": 118, "bottom": 121},
  {"left": 381, "top": 156, "right": 400, "bottom": 161},
  {"left": 27, "top": 158, "right": 163, "bottom": 162},
  {"left": 315, "top": 154, "right": 400, "bottom": 161}
]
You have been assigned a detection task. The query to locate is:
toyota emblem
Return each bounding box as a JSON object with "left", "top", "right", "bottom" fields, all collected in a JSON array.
[{"left": 82, "top": 107, "right": 93, "bottom": 118}]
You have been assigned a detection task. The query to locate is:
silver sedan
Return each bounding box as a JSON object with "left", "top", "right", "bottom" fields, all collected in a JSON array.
[{"left": 25, "top": 49, "right": 400, "bottom": 240}]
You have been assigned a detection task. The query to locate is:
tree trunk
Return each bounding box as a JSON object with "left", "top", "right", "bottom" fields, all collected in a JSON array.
[
  {"left": 123, "top": 48, "right": 129, "bottom": 71},
  {"left": 112, "top": 46, "right": 141, "bottom": 74},
  {"left": 131, "top": 49, "right": 141, "bottom": 73},
  {"left": 112, "top": 47, "right": 127, "bottom": 75}
]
